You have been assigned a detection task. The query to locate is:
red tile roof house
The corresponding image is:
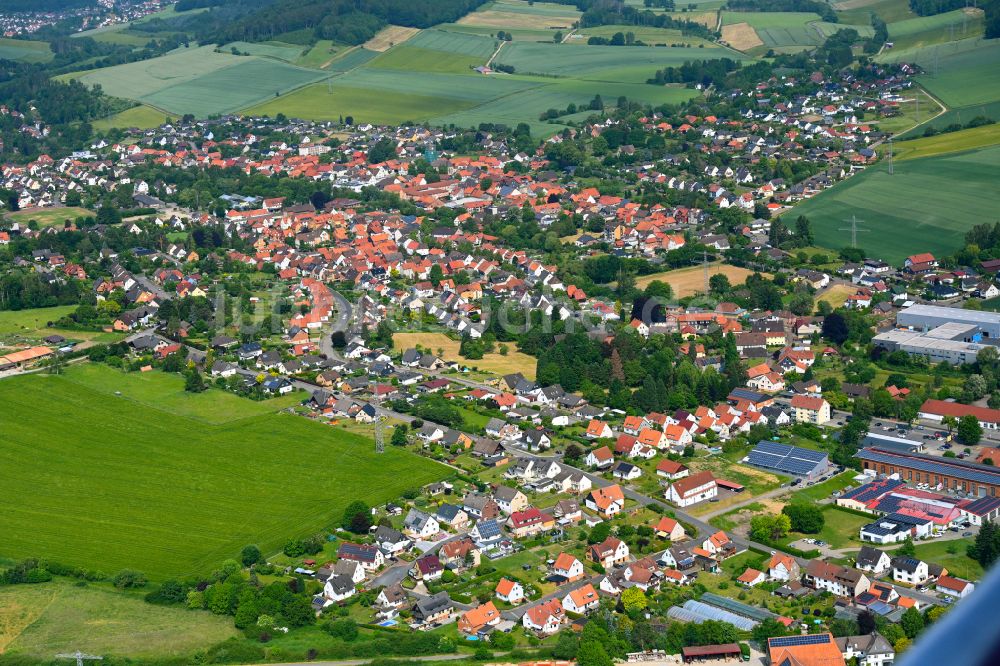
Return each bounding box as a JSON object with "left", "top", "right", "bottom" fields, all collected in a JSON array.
[
  {"left": 588, "top": 536, "right": 630, "bottom": 568},
  {"left": 521, "top": 598, "right": 565, "bottom": 635}
]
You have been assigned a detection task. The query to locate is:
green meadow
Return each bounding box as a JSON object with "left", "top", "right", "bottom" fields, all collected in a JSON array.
[{"left": 0, "top": 364, "right": 448, "bottom": 579}]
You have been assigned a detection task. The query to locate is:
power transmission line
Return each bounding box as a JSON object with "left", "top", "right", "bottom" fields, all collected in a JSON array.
[
  {"left": 56, "top": 652, "right": 103, "bottom": 666},
  {"left": 838, "top": 215, "right": 869, "bottom": 248}
]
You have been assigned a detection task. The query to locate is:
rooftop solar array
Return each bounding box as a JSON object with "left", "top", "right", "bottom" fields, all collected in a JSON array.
[
  {"left": 963, "top": 496, "right": 1000, "bottom": 514},
  {"left": 748, "top": 441, "right": 828, "bottom": 476},
  {"left": 857, "top": 449, "right": 1000, "bottom": 486},
  {"left": 700, "top": 593, "right": 777, "bottom": 621},
  {"left": 769, "top": 634, "right": 833, "bottom": 648},
  {"left": 840, "top": 478, "right": 905, "bottom": 503}
]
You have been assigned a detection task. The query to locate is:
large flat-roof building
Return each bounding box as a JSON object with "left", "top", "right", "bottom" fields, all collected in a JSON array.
[
  {"left": 874, "top": 304, "right": 1000, "bottom": 365},
  {"left": 897, "top": 303, "right": 1000, "bottom": 338},
  {"left": 856, "top": 447, "right": 1000, "bottom": 498}
]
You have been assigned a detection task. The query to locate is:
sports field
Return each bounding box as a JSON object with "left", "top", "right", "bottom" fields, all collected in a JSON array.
[
  {"left": 393, "top": 331, "right": 537, "bottom": 379},
  {"left": 0, "top": 365, "right": 448, "bottom": 579},
  {"left": 792, "top": 144, "right": 1000, "bottom": 263},
  {"left": 6, "top": 206, "right": 94, "bottom": 228},
  {"left": 0, "top": 580, "right": 236, "bottom": 659},
  {"left": 635, "top": 263, "right": 762, "bottom": 297},
  {"left": 0, "top": 37, "right": 52, "bottom": 63}
]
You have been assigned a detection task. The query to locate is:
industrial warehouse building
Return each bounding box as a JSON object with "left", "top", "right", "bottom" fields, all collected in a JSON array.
[
  {"left": 873, "top": 304, "right": 1000, "bottom": 365},
  {"left": 746, "top": 441, "right": 829, "bottom": 479},
  {"left": 856, "top": 447, "right": 1000, "bottom": 498},
  {"left": 897, "top": 304, "right": 1000, "bottom": 338}
]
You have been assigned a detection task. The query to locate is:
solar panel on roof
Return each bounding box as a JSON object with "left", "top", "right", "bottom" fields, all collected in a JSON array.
[
  {"left": 756, "top": 441, "right": 794, "bottom": 456},
  {"left": 769, "top": 634, "right": 832, "bottom": 648}
]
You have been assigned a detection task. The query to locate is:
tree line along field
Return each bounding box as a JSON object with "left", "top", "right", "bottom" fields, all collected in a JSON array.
[
  {"left": 790, "top": 143, "right": 1000, "bottom": 264},
  {"left": 0, "top": 364, "right": 448, "bottom": 580}
]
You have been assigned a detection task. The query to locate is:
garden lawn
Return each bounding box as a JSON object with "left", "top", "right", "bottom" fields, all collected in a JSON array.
[
  {"left": 789, "top": 471, "right": 857, "bottom": 503},
  {"left": 790, "top": 144, "right": 1000, "bottom": 264},
  {"left": 0, "top": 580, "right": 237, "bottom": 659},
  {"left": 911, "top": 538, "right": 983, "bottom": 580},
  {"left": 782, "top": 506, "right": 870, "bottom": 550},
  {"left": 0, "top": 366, "right": 448, "bottom": 579}
]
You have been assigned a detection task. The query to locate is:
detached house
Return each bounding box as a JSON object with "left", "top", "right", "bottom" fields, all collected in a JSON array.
[
  {"left": 337, "top": 542, "right": 385, "bottom": 571},
  {"left": 584, "top": 484, "right": 625, "bottom": 518},
  {"left": 563, "top": 583, "right": 600, "bottom": 614},
  {"left": 805, "top": 560, "right": 870, "bottom": 597},
  {"left": 665, "top": 471, "right": 718, "bottom": 507},
  {"left": 496, "top": 578, "right": 525, "bottom": 603},
  {"left": 522, "top": 598, "right": 565, "bottom": 635},
  {"left": 589, "top": 536, "right": 630, "bottom": 568},
  {"left": 653, "top": 516, "right": 686, "bottom": 541},
  {"left": 551, "top": 552, "right": 585, "bottom": 583},
  {"left": 458, "top": 601, "right": 501, "bottom": 635},
  {"left": 767, "top": 553, "right": 800, "bottom": 582},
  {"left": 585, "top": 445, "right": 614, "bottom": 469}
]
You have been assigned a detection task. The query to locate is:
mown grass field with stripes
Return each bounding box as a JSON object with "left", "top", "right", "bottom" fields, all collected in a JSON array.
[{"left": 0, "top": 364, "right": 447, "bottom": 579}]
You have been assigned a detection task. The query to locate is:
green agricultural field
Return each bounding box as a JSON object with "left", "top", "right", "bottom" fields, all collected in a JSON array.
[
  {"left": 0, "top": 580, "right": 237, "bottom": 659},
  {"left": 245, "top": 82, "right": 471, "bottom": 125},
  {"left": 0, "top": 37, "right": 52, "bottom": 63},
  {"left": 224, "top": 41, "right": 305, "bottom": 62},
  {"left": 431, "top": 78, "right": 697, "bottom": 133},
  {"left": 92, "top": 104, "right": 171, "bottom": 132},
  {"left": 0, "top": 305, "right": 78, "bottom": 339},
  {"left": 62, "top": 45, "right": 245, "bottom": 99},
  {"left": 368, "top": 45, "right": 485, "bottom": 75},
  {"left": 5, "top": 206, "right": 94, "bottom": 228},
  {"left": 295, "top": 40, "right": 341, "bottom": 68},
  {"left": 909, "top": 39, "right": 1000, "bottom": 108},
  {"left": 493, "top": 42, "right": 743, "bottom": 81},
  {"left": 407, "top": 28, "right": 498, "bottom": 58},
  {"left": 886, "top": 9, "right": 983, "bottom": 51},
  {"left": 438, "top": 23, "right": 560, "bottom": 42},
  {"left": 0, "top": 365, "right": 448, "bottom": 579},
  {"left": 894, "top": 123, "right": 1000, "bottom": 161},
  {"left": 835, "top": 0, "right": 917, "bottom": 25},
  {"left": 140, "top": 58, "right": 329, "bottom": 117},
  {"left": 791, "top": 144, "right": 1000, "bottom": 263},
  {"left": 324, "top": 47, "right": 380, "bottom": 72},
  {"left": 577, "top": 24, "right": 717, "bottom": 47}
]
